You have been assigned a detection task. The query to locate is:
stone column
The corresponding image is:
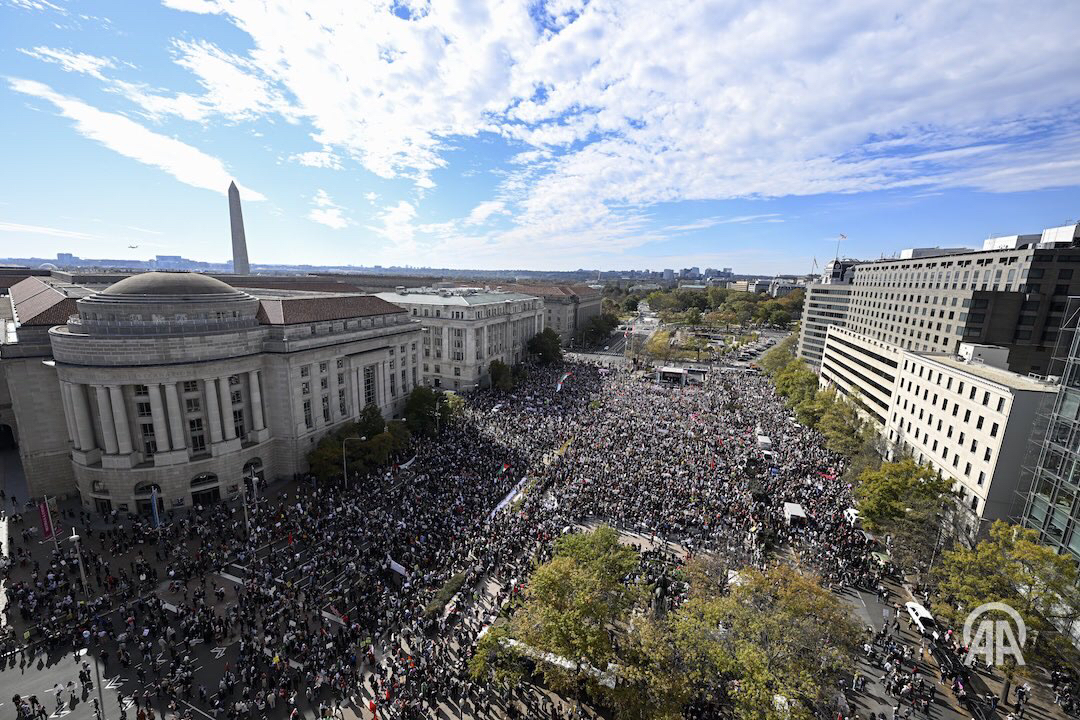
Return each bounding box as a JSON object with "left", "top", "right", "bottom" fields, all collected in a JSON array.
[
  {"left": 147, "top": 383, "right": 171, "bottom": 452},
  {"left": 328, "top": 365, "right": 340, "bottom": 421},
  {"left": 59, "top": 382, "right": 78, "bottom": 446},
  {"left": 248, "top": 370, "right": 265, "bottom": 430},
  {"left": 70, "top": 383, "right": 96, "bottom": 452},
  {"left": 94, "top": 385, "right": 119, "bottom": 454},
  {"left": 219, "top": 376, "right": 237, "bottom": 439},
  {"left": 164, "top": 382, "right": 186, "bottom": 450},
  {"left": 204, "top": 379, "right": 223, "bottom": 443},
  {"left": 110, "top": 385, "right": 133, "bottom": 454}
]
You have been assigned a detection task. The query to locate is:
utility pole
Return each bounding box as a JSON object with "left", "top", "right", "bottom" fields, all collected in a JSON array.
[{"left": 69, "top": 529, "right": 106, "bottom": 720}]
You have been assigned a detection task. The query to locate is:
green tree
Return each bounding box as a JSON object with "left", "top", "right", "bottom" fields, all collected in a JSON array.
[
  {"left": 528, "top": 328, "right": 564, "bottom": 363},
  {"left": 488, "top": 359, "right": 514, "bottom": 391},
  {"left": 759, "top": 333, "right": 797, "bottom": 376},
  {"left": 816, "top": 392, "right": 865, "bottom": 456},
  {"left": 403, "top": 385, "right": 444, "bottom": 436},
  {"left": 670, "top": 565, "right": 859, "bottom": 720},
  {"left": 854, "top": 459, "right": 952, "bottom": 531},
  {"left": 935, "top": 521, "right": 1080, "bottom": 702},
  {"left": 356, "top": 403, "right": 385, "bottom": 438},
  {"left": 623, "top": 296, "right": 640, "bottom": 312},
  {"left": 685, "top": 307, "right": 703, "bottom": 326},
  {"left": 645, "top": 329, "right": 675, "bottom": 362}
]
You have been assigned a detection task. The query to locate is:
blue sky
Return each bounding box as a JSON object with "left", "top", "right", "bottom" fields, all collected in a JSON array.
[{"left": 2, "top": 0, "right": 1079, "bottom": 274}]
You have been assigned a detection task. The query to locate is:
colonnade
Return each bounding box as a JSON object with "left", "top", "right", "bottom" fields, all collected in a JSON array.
[{"left": 60, "top": 369, "right": 266, "bottom": 459}]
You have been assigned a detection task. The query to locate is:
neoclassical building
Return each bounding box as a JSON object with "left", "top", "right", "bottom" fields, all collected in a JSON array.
[{"left": 0, "top": 272, "right": 420, "bottom": 515}]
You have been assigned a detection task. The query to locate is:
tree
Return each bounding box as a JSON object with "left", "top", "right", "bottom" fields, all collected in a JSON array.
[
  {"left": 623, "top": 296, "right": 640, "bottom": 312},
  {"left": 444, "top": 392, "right": 465, "bottom": 418},
  {"left": 645, "top": 329, "right": 675, "bottom": 362},
  {"left": 356, "top": 403, "right": 385, "bottom": 438},
  {"left": 472, "top": 526, "right": 643, "bottom": 701},
  {"left": 685, "top": 308, "right": 703, "bottom": 327},
  {"left": 528, "top": 328, "right": 564, "bottom": 363},
  {"left": 759, "top": 334, "right": 797, "bottom": 376},
  {"left": 670, "top": 565, "right": 859, "bottom": 720},
  {"left": 816, "top": 393, "right": 865, "bottom": 457},
  {"left": 403, "top": 386, "right": 444, "bottom": 437},
  {"left": 935, "top": 521, "right": 1080, "bottom": 702},
  {"left": 488, "top": 359, "right": 513, "bottom": 391},
  {"left": 854, "top": 459, "right": 952, "bottom": 532}
]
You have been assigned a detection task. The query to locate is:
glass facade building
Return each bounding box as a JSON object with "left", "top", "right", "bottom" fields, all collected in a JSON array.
[{"left": 1020, "top": 300, "right": 1080, "bottom": 563}]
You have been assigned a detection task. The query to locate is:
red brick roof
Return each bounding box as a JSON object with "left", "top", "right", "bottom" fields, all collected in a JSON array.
[
  {"left": 8, "top": 277, "right": 79, "bottom": 326},
  {"left": 257, "top": 295, "right": 407, "bottom": 324}
]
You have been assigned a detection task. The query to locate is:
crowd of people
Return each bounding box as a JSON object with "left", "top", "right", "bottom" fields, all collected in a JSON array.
[{"left": 0, "top": 357, "right": 1064, "bottom": 720}]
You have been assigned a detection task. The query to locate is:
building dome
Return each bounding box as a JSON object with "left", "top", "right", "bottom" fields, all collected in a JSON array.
[{"left": 101, "top": 271, "right": 242, "bottom": 298}]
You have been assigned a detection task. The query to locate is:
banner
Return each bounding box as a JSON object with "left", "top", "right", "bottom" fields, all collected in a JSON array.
[
  {"left": 150, "top": 486, "right": 161, "bottom": 528},
  {"left": 387, "top": 556, "right": 408, "bottom": 577},
  {"left": 38, "top": 500, "right": 54, "bottom": 541}
]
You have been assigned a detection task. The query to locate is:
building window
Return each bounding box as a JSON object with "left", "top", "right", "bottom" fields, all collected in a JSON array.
[
  {"left": 134, "top": 384, "right": 148, "bottom": 396},
  {"left": 185, "top": 398, "right": 201, "bottom": 414},
  {"left": 338, "top": 388, "right": 347, "bottom": 416},
  {"left": 182, "top": 380, "right": 199, "bottom": 393},
  {"left": 364, "top": 366, "right": 376, "bottom": 406},
  {"left": 976, "top": 416, "right": 984, "bottom": 430},
  {"left": 230, "top": 390, "right": 242, "bottom": 405},
  {"left": 320, "top": 362, "right": 328, "bottom": 373},
  {"left": 320, "top": 377, "right": 329, "bottom": 390},
  {"left": 390, "top": 373, "right": 397, "bottom": 397},
  {"left": 321, "top": 395, "right": 331, "bottom": 422},
  {"left": 990, "top": 422, "right": 999, "bottom": 437},
  {"left": 302, "top": 382, "right": 310, "bottom": 396},
  {"left": 996, "top": 397, "right": 1005, "bottom": 412},
  {"left": 303, "top": 400, "right": 313, "bottom": 429},
  {"left": 189, "top": 418, "right": 205, "bottom": 453},
  {"left": 301, "top": 366, "right": 310, "bottom": 378},
  {"left": 141, "top": 424, "right": 157, "bottom": 455},
  {"left": 229, "top": 375, "right": 240, "bottom": 386},
  {"left": 137, "top": 402, "right": 152, "bottom": 418},
  {"left": 233, "top": 409, "right": 244, "bottom": 437},
  {"left": 336, "top": 358, "right": 344, "bottom": 369}
]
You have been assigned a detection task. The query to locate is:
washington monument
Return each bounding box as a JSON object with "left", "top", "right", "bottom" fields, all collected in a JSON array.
[{"left": 228, "top": 181, "right": 250, "bottom": 274}]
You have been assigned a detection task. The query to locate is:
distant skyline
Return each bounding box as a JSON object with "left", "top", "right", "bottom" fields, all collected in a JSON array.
[{"left": 2, "top": 0, "right": 1080, "bottom": 274}]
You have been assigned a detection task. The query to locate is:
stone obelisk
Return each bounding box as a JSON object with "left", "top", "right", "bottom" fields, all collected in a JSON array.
[{"left": 228, "top": 181, "right": 250, "bottom": 274}]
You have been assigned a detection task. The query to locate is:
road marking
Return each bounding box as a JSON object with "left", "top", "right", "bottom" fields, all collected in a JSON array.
[
  {"left": 217, "top": 572, "right": 243, "bottom": 584},
  {"left": 211, "top": 647, "right": 227, "bottom": 659},
  {"left": 180, "top": 701, "right": 215, "bottom": 720},
  {"left": 104, "top": 677, "right": 123, "bottom": 690},
  {"left": 162, "top": 602, "right": 178, "bottom": 613}
]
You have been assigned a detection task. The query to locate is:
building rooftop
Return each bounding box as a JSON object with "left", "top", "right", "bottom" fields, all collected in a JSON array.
[
  {"left": 375, "top": 290, "right": 540, "bottom": 306},
  {"left": 101, "top": 271, "right": 243, "bottom": 297},
  {"left": 913, "top": 352, "right": 1059, "bottom": 393},
  {"left": 257, "top": 295, "right": 407, "bottom": 324}
]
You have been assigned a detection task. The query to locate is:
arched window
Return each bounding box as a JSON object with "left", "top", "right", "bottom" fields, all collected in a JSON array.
[
  {"left": 191, "top": 473, "right": 218, "bottom": 488},
  {"left": 133, "top": 482, "right": 161, "bottom": 497}
]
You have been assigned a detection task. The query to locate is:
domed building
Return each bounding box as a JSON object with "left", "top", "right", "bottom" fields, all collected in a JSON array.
[{"left": 2, "top": 271, "right": 421, "bottom": 515}]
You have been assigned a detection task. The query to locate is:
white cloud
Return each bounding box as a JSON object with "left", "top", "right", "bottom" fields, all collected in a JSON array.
[
  {"left": 147, "top": 0, "right": 1080, "bottom": 265},
  {"left": 0, "top": 220, "right": 99, "bottom": 240},
  {"left": 306, "top": 189, "right": 350, "bottom": 229},
  {"left": 464, "top": 200, "right": 507, "bottom": 225},
  {"left": 291, "top": 149, "right": 342, "bottom": 170},
  {"left": 19, "top": 47, "right": 114, "bottom": 79},
  {"left": 8, "top": 78, "right": 265, "bottom": 200},
  {"left": 367, "top": 201, "right": 418, "bottom": 249}
]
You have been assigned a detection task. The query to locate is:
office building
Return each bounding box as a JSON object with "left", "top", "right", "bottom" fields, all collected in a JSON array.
[
  {"left": 374, "top": 288, "right": 544, "bottom": 390},
  {"left": 797, "top": 259, "right": 859, "bottom": 369},
  {"left": 798, "top": 224, "right": 1080, "bottom": 376},
  {"left": 884, "top": 346, "right": 1055, "bottom": 540},
  {"left": 0, "top": 272, "right": 420, "bottom": 513},
  {"left": 498, "top": 284, "right": 601, "bottom": 345}
]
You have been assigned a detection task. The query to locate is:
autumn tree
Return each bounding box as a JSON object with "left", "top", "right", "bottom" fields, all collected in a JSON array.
[{"left": 935, "top": 521, "right": 1080, "bottom": 703}]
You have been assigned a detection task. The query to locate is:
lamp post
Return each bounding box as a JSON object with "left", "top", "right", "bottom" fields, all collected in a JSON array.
[
  {"left": 68, "top": 528, "right": 106, "bottom": 720},
  {"left": 342, "top": 436, "right": 367, "bottom": 491}
]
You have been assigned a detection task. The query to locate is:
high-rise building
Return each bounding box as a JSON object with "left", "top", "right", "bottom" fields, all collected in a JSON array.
[
  {"left": 228, "top": 181, "right": 250, "bottom": 275},
  {"left": 797, "top": 259, "right": 859, "bottom": 368},
  {"left": 799, "top": 224, "right": 1080, "bottom": 377}
]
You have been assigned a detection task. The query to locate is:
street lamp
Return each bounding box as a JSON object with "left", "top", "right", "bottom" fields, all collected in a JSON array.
[
  {"left": 68, "top": 528, "right": 107, "bottom": 720},
  {"left": 342, "top": 436, "right": 367, "bottom": 490}
]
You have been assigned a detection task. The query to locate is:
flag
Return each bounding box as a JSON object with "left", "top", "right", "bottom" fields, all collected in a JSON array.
[
  {"left": 38, "top": 500, "right": 54, "bottom": 541},
  {"left": 556, "top": 372, "right": 572, "bottom": 392},
  {"left": 150, "top": 486, "right": 161, "bottom": 528}
]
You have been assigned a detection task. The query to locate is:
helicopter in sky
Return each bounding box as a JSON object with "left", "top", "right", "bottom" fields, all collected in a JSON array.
[{"left": 128, "top": 245, "right": 139, "bottom": 249}]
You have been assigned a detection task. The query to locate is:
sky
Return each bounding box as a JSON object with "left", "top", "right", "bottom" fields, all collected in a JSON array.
[{"left": 2, "top": 0, "right": 1080, "bottom": 274}]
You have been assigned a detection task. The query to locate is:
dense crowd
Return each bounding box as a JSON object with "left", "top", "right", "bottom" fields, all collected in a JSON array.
[{"left": 2, "top": 357, "right": 1050, "bottom": 720}]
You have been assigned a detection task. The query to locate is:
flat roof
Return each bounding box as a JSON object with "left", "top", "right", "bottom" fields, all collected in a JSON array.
[
  {"left": 375, "top": 290, "right": 539, "bottom": 306},
  {"left": 912, "top": 353, "right": 1058, "bottom": 393}
]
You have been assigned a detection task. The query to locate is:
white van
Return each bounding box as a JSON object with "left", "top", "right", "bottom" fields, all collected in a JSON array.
[{"left": 904, "top": 601, "right": 940, "bottom": 640}]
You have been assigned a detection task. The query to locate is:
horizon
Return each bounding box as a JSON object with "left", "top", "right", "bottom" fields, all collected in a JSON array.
[{"left": 2, "top": 1, "right": 1079, "bottom": 274}]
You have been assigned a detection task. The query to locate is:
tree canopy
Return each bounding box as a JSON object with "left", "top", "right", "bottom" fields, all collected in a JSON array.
[
  {"left": 528, "top": 327, "right": 564, "bottom": 364},
  {"left": 402, "top": 385, "right": 447, "bottom": 437}
]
